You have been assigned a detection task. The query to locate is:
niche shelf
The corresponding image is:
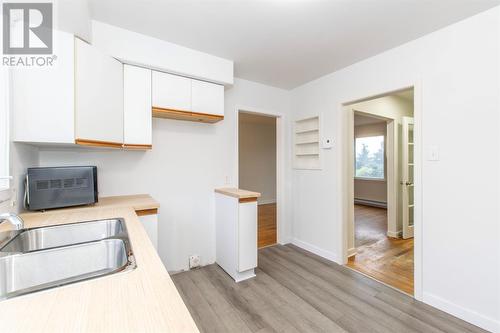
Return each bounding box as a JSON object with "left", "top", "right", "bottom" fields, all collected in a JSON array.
[{"left": 294, "top": 116, "right": 321, "bottom": 169}]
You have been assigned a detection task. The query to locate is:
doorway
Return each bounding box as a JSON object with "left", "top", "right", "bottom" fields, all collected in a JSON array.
[
  {"left": 344, "top": 88, "right": 416, "bottom": 295},
  {"left": 238, "top": 111, "right": 278, "bottom": 248}
]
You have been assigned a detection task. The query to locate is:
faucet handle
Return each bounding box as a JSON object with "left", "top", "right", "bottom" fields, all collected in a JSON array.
[{"left": 0, "top": 213, "right": 24, "bottom": 230}]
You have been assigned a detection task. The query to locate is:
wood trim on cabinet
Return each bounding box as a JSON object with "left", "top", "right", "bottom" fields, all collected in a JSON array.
[
  {"left": 152, "top": 107, "right": 224, "bottom": 123},
  {"left": 239, "top": 197, "right": 258, "bottom": 203},
  {"left": 123, "top": 143, "right": 153, "bottom": 150},
  {"left": 136, "top": 208, "right": 158, "bottom": 216},
  {"left": 75, "top": 138, "right": 123, "bottom": 149}
]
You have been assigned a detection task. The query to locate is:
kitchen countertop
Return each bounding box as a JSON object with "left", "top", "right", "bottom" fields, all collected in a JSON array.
[
  {"left": 215, "top": 187, "right": 261, "bottom": 199},
  {"left": 13, "top": 194, "right": 160, "bottom": 219},
  {"left": 0, "top": 195, "right": 199, "bottom": 333}
]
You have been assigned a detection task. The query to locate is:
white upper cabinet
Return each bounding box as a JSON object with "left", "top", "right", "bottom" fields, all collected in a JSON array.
[
  {"left": 12, "top": 30, "right": 75, "bottom": 144},
  {"left": 123, "top": 65, "right": 152, "bottom": 148},
  {"left": 75, "top": 38, "right": 124, "bottom": 146},
  {"left": 191, "top": 80, "right": 224, "bottom": 116},
  {"left": 152, "top": 71, "right": 191, "bottom": 112}
]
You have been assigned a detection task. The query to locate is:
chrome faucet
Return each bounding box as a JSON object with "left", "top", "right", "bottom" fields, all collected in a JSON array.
[{"left": 0, "top": 213, "right": 24, "bottom": 230}]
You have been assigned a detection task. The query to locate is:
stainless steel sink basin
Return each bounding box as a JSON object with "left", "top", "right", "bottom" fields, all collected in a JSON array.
[
  {"left": 1, "top": 219, "right": 125, "bottom": 253},
  {"left": 0, "top": 218, "right": 136, "bottom": 301}
]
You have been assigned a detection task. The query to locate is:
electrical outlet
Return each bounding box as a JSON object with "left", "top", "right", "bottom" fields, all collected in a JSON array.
[{"left": 189, "top": 255, "right": 200, "bottom": 269}]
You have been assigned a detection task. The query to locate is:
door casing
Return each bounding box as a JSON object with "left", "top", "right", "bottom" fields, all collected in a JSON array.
[{"left": 339, "top": 83, "right": 423, "bottom": 300}]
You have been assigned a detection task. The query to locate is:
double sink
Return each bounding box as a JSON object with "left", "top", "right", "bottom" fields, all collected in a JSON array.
[{"left": 0, "top": 218, "right": 136, "bottom": 300}]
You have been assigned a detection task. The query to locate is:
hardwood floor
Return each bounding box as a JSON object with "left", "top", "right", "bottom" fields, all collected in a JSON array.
[
  {"left": 258, "top": 203, "right": 276, "bottom": 248},
  {"left": 347, "top": 204, "right": 414, "bottom": 295},
  {"left": 172, "top": 244, "right": 486, "bottom": 333}
]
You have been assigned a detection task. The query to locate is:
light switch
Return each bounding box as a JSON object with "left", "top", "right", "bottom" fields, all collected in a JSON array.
[{"left": 429, "top": 145, "right": 439, "bottom": 161}]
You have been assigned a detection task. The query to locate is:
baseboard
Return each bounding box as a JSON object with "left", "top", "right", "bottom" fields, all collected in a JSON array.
[
  {"left": 387, "top": 230, "right": 402, "bottom": 238},
  {"left": 423, "top": 292, "right": 499, "bottom": 332},
  {"left": 258, "top": 199, "right": 277, "bottom": 205},
  {"left": 354, "top": 198, "right": 387, "bottom": 208},
  {"left": 291, "top": 238, "right": 341, "bottom": 264}
]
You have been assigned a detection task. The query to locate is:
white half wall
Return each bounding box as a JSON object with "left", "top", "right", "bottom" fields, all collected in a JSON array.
[
  {"left": 290, "top": 7, "right": 500, "bottom": 332},
  {"left": 38, "top": 78, "right": 291, "bottom": 273}
]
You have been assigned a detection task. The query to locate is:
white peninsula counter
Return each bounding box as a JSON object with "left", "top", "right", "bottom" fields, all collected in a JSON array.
[{"left": 214, "top": 188, "right": 261, "bottom": 282}]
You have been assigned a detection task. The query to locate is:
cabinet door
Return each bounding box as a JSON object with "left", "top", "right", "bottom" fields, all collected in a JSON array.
[
  {"left": 124, "top": 65, "right": 152, "bottom": 148},
  {"left": 191, "top": 80, "right": 224, "bottom": 116},
  {"left": 75, "top": 38, "right": 123, "bottom": 146},
  {"left": 152, "top": 71, "right": 191, "bottom": 112},
  {"left": 12, "top": 30, "right": 74, "bottom": 144},
  {"left": 238, "top": 202, "right": 258, "bottom": 272}
]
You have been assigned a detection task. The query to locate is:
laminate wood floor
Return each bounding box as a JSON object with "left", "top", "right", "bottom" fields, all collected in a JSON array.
[
  {"left": 172, "top": 244, "right": 487, "bottom": 333},
  {"left": 347, "top": 204, "right": 414, "bottom": 295},
  {"left": 258, "top": 203, "right": 277, "bottom": 248}
]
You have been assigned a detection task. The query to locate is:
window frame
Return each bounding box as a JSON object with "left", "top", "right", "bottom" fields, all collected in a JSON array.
[{"left": 354, "top": 134, "right": 386, "bottom": 181}]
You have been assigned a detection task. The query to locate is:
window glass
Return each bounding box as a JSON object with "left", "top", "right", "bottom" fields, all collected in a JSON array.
[{"left": 355, "top": 135, "right": 384, "bottom": 179}]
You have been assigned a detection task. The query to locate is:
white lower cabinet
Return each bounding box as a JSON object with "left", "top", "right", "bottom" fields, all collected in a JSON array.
[
  {"left": 138, "top": 213, "right": 158, "bottom": 250},
  {"left": 215, "top": 191, "right": 258, "bottom": 282}
]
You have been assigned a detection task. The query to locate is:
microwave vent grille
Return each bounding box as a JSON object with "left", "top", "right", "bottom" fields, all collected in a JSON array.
[{"left": 36, "top": 180, "right": 49, "bottom": 190}]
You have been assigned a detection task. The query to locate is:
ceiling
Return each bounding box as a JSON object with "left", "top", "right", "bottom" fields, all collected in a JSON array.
[
  {"left": 393, "top": 89, "right": 414, "bottom": 102},
  {"left": 354, "top": 114, "right": 386, "bottom": 126},
  {"left": 89, "top": 0, "right": 500, "bottom": 89}
]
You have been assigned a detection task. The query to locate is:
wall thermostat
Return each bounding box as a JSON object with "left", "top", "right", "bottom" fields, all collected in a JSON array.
[{"left": 322, "top": 138, "right": 333, "bottom": 149}]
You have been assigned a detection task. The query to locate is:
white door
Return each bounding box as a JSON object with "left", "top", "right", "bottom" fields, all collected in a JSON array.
[
  {"left": 75, "top": 38, "right": 124, "bottom": 145},
  {"left": 402, "top": 116, "right": 414, "bottom": 239}
]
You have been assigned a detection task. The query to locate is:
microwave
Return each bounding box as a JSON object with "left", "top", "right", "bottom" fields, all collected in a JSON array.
[{"left": 25, "top": 166, "right": 98, "bottom": 211}]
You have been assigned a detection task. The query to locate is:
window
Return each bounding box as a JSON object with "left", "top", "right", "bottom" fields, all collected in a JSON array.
[
  {"left": 0, "top": 67, "right": 9, "bottom": 191},
  {"left": 355, "top": 135, "right": 384, "bottom": 179}
]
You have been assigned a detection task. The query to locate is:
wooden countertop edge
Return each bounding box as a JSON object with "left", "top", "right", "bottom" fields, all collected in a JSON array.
[
  {"left": 215, "top": 188, "right": 261, "bottom": 199},
  {"left": 16, "top": 194, "right": 160, "bottom": 222}
]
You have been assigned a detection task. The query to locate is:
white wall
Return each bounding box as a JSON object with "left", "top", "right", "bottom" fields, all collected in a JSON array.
[
  {"left": 55, "top": 0, "right": 92, "bottom": 42},
  {"left": 38, "top": 78, "right": 291, "bottom": 273},
  {"left": 238, "top": 113, "right": 276, "bottom": 204},
  {"left": 0, "top": 69, "right": 39, "bottom": 215},
  {"left": 91, "top": 20, "right": 233, "bottom": 85},
  {"left": 290, "top": 7, "right": 500, "bottom": 332}
]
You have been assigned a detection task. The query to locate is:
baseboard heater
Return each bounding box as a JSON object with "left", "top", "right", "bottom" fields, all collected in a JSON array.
[{"left": 354, "top": 198, "right": 387, "bottom": 208}]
